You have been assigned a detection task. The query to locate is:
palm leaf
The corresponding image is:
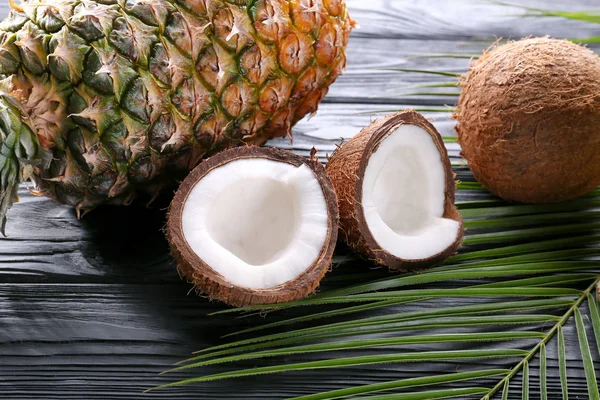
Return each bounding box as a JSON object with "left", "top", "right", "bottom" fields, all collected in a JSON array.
[
  {"left": 150, "top": 180, "right": 600, "bottom": 397},
  {"left": 490, "top": 1, "right": 600, "bottom": 24},
  {"left": 574, "top": 36, "right": 600, "bottom": 43},
  {"left": 183, "top": 315, "right": 561, "bottom": 365},
  {"left": 155, "top": 349, "right": 528, "bottom": 388},
  {"left": 521, "top": 360, "right": 529, "bottom": 400},
  {"left": 151, "top": 218, "right": 600, "bottom": 397},
  {"left": 167, "top": 332, "right": 542, "bottom": 373},
  {"left": 574, "top": 308, "right": 600, "bottom": 399},
  {"left": 354, "top": 388, "right": 491, "bottom": 400},
  {"left": 588, "top": 294, "right": 600, "bottom": 358},
  {"left": 501, "top": 381, "right": 509, "bottom": 400},
  {"left": 540, "top": 343, "right": 547, "bottom": 400},
  {"left": 558, "top": 326, "right": 569, "bottom": 400},
  {"left": 288, "top": 370, "right": 508, "bottom": 400}
]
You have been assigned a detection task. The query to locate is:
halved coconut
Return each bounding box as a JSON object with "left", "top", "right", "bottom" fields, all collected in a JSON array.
[
  {"left": 327, "top": 110, "right": 464, "bottom": 270},
  {"left": 166, "top": 147, "right": 339, "bottom": 307}
]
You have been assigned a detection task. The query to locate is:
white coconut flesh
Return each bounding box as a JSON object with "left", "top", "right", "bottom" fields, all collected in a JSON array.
[
  {"left": 362, "top": 125, "right": 461, "bottom": 260},
  {"left": 181, "top": 159, "right": 329, "bottom": 290}
]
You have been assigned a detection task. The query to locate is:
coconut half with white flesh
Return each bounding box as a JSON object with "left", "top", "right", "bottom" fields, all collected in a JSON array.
[
  {"left": 167, "top": 147, "right": 339, "bottom": 307},
  {"left": 327, "top": 110, "right": 464, "bottom": 270}
]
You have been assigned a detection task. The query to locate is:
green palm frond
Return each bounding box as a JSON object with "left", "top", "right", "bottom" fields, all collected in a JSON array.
[
  {"left": 490, "top": 1, "right": 600, "bottom": 43},
  {"left": 490, "top": 1, "right": 600, "bottom": 24},
  {"left": 150, "top": 168, "right": 600, "bottom": 397}
]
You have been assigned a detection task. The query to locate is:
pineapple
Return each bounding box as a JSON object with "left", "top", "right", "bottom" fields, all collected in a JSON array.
[{"left": 0, "top": 0, "right": 353, "bottom": 234}]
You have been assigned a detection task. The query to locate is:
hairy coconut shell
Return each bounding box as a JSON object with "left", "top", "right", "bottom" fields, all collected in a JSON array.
[
  {"left": 166, "top": 146, "right": 339, "bottom": 307},
  {"left": 326, "top": 110, "right": 463, "bottom": 270},
  {"left": 455, "top": 37, "right": 600, "bottom": 203}
]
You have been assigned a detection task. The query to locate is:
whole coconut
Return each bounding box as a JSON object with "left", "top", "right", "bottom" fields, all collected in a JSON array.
[{"left": 454, "top": 37, "right": 600, "bottom": 203}]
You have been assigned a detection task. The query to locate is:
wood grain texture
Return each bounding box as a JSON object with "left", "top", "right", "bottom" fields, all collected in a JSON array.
[{"left": 1, "top": 0, "right": 599, "bottom": 399}]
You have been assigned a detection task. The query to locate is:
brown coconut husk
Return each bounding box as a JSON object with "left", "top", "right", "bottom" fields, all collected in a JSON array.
[
  {"left": 455, "top": 37, "right": 600, "bottom": 203},
  {"left": 166, "top": 146, "right": 339, "bottom": 307},
  {"left": 326, "top": 110, "right": 464, "bottom": 270}
]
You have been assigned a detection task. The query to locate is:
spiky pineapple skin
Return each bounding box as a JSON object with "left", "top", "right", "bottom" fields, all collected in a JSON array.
[{"left": 0, "top": 0, "right": 351, "bottom": 216}]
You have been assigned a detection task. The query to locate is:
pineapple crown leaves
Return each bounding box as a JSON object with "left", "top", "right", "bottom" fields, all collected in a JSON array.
[{"left": 0, "top": 91, "right": 42, "bottom": 236}]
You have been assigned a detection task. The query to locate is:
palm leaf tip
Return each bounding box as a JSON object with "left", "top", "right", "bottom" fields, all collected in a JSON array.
[{"left": 575, "top": 308, "right": 600, "bottom": 400}]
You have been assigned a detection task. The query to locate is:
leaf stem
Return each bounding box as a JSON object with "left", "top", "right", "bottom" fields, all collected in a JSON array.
[{"left": 482, "top": 277, "right": 600, "bottom": 400}]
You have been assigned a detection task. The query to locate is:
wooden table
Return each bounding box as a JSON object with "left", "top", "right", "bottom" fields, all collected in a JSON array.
[{"left": 1, "top": 1, "right": 599, "bottom": 399}]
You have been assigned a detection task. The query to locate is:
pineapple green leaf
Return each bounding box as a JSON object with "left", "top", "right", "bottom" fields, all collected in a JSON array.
[{"left": 0, "top": 92, "right": 42, "bottom": 236}]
